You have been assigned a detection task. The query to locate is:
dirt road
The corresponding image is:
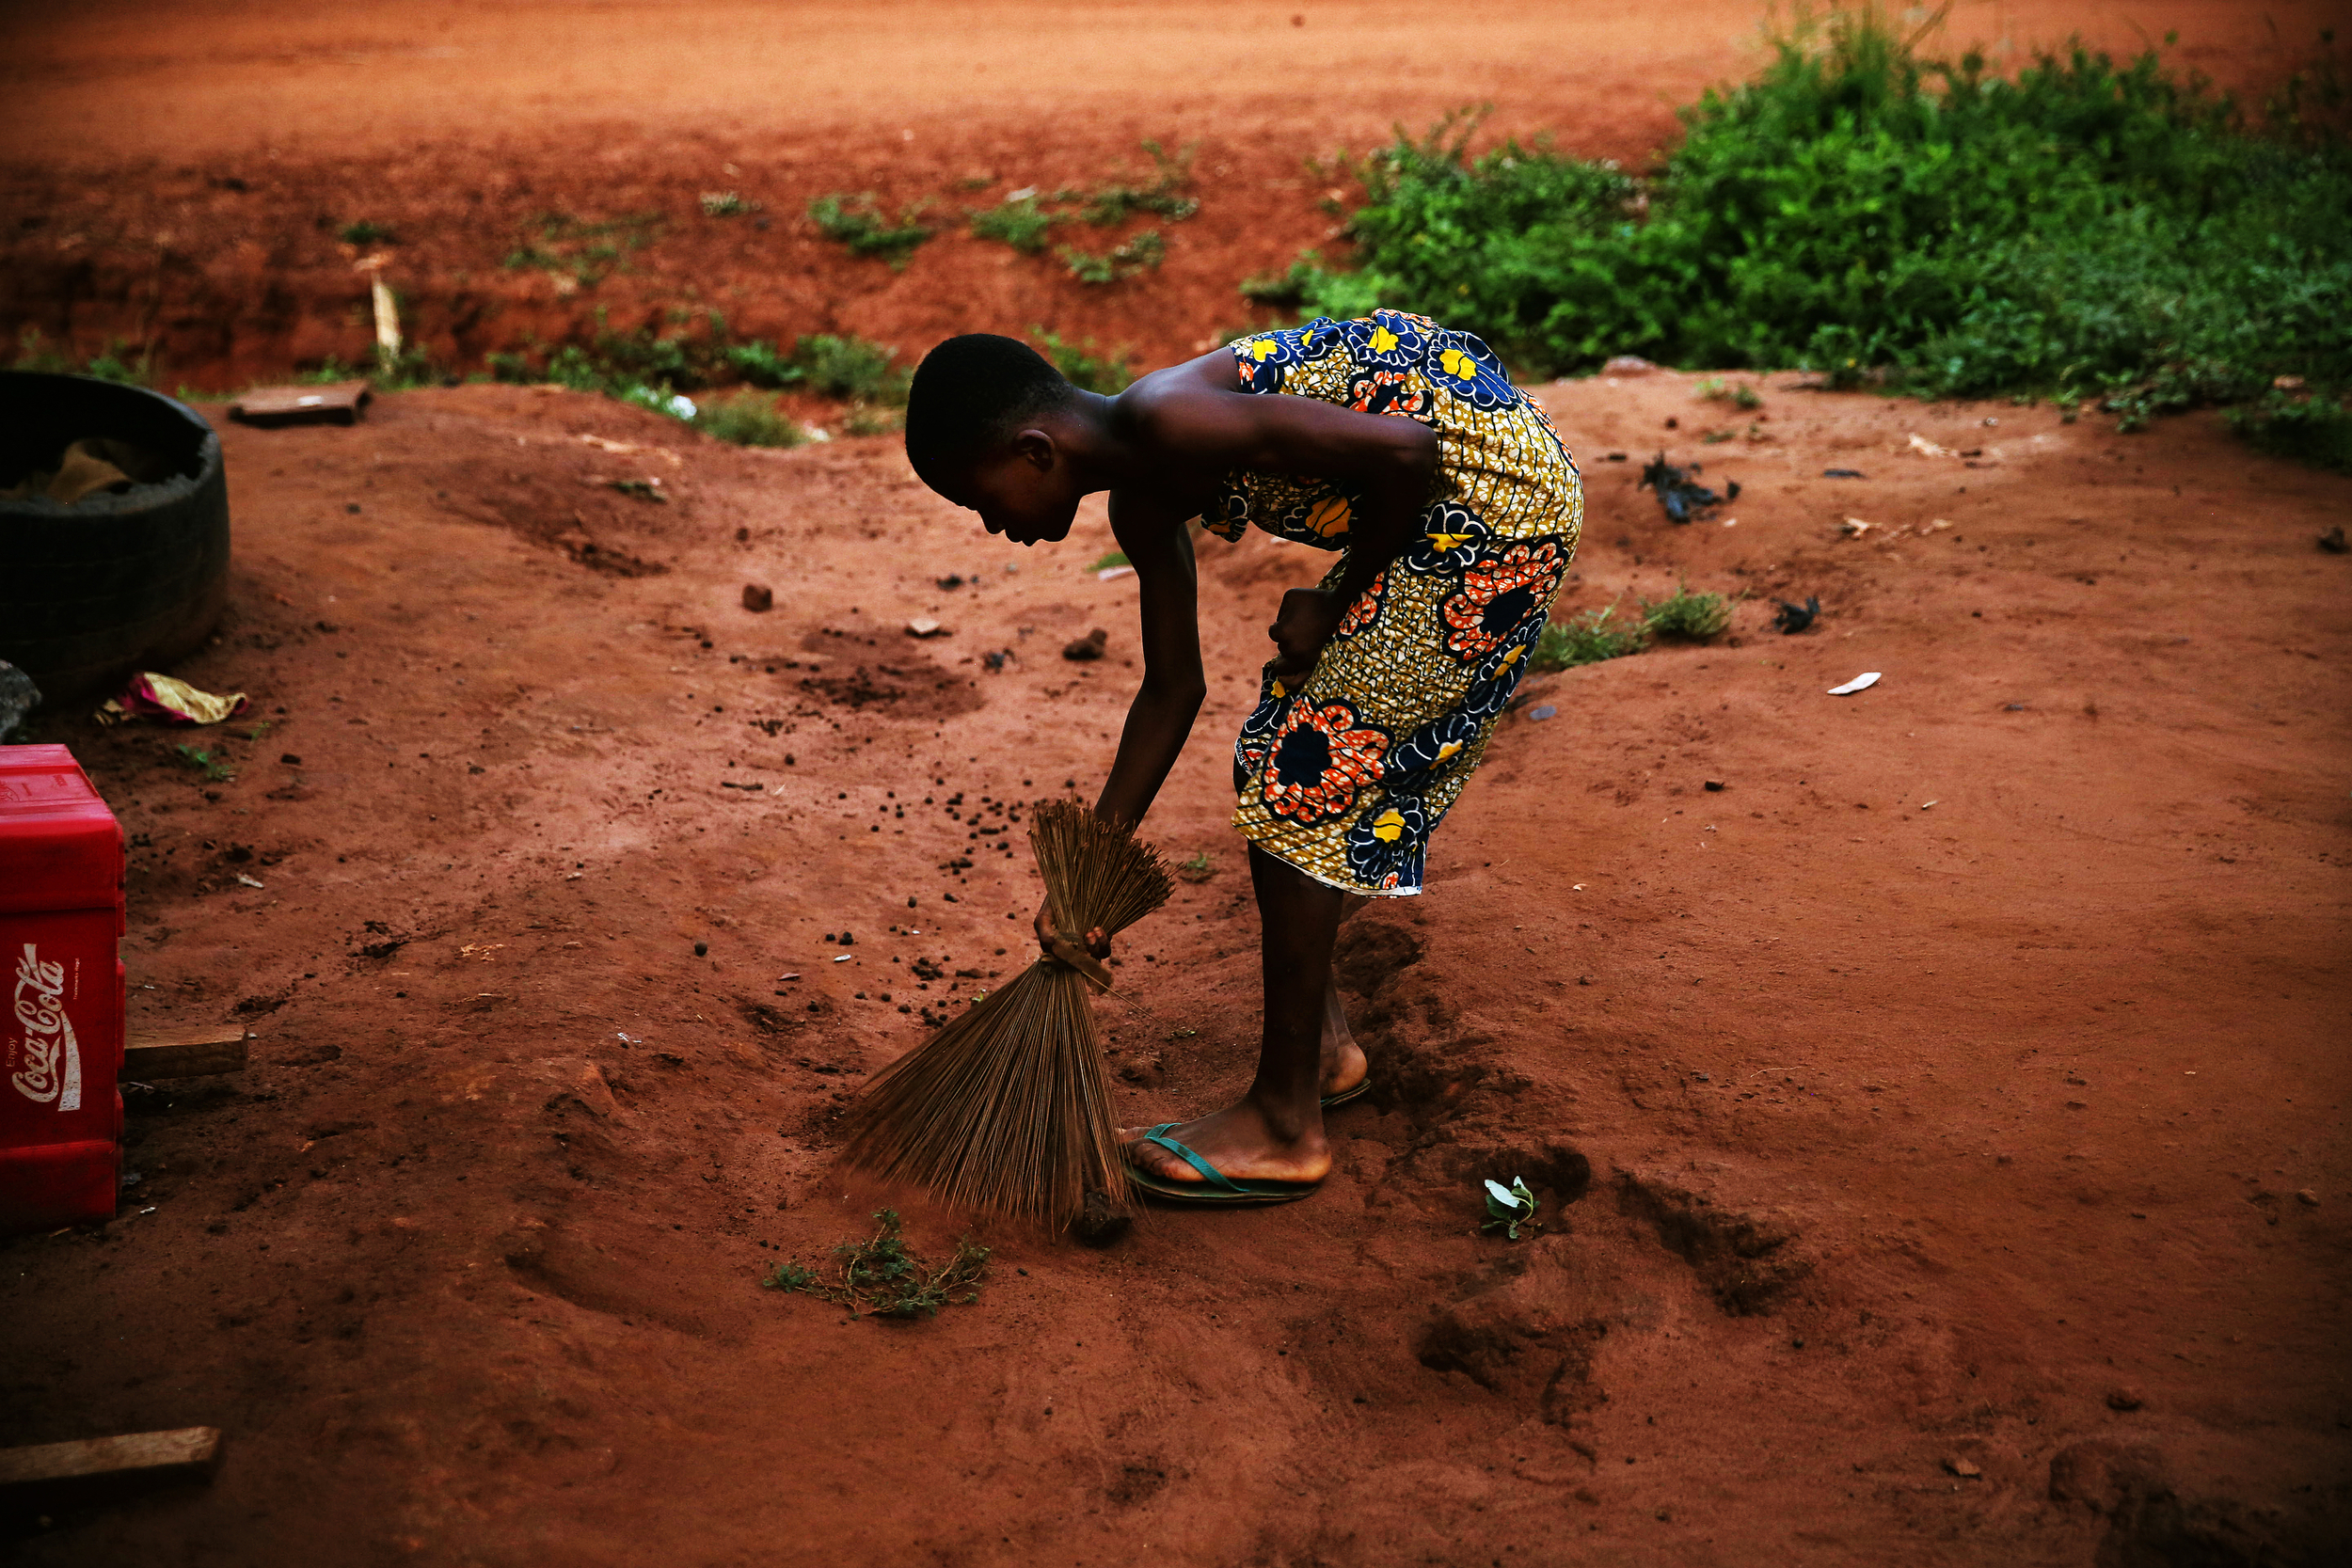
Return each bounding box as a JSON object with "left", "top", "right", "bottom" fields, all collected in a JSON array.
[{"left": 2, "top": 1, "right": 2341, "bottom": 388}]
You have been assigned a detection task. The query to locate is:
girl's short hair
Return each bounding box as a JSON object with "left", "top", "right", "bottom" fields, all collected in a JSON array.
[{"left": 904, "top": 334, "right": 1072, "bottom": 488}]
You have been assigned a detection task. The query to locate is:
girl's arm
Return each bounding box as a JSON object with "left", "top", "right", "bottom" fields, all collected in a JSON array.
[
  {"left": 1093, "top": 488, "right": 1206, "bottom": 832},
  {"left": 1129, "top": 368, "right": 1440, "bottom": 674}
]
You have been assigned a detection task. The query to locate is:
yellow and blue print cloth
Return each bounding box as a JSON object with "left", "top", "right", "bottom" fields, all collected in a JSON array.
[{"left": 1210, "top": 310, "right": 1583, "bottom": 895}]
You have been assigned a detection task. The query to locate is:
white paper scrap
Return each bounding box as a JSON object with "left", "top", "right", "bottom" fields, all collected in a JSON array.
[{"left": 1827, "top": 672, "right": 1882, "bottom": 696}]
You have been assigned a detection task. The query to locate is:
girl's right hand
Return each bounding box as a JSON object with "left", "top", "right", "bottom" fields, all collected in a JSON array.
[{"left": 1034, "top": 901, "right": 1109, "bottom": 961}]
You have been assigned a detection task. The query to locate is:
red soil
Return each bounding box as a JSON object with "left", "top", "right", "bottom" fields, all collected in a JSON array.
[
  {"left": 1, "top": 0, "right": 2342, "bottom": 390},
  {"left": 3, "top": 5, "right": 2347, "bottom": 1565}
]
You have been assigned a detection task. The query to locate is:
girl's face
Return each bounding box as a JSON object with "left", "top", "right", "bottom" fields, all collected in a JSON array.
[{"left": 949, "top": 432, "right": 1081, "bottom": 545}]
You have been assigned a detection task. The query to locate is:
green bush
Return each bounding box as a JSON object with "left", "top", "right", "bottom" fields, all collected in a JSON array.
[
  {"left": 1262, "top": 6, "right": 2352, "bottom": 457},
  {"left": 2229, "top": 389, "right": 2352, "bottom": 472}
]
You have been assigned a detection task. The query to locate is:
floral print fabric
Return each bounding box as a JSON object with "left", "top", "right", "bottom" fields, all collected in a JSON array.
[{"left": 1216, "top": 310, "right": 1583, "bottom": 895}]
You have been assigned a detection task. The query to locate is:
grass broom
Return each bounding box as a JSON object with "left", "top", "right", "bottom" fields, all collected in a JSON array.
[{"left": 837, "top": 798, "right": 1173, "bottom": 1229}]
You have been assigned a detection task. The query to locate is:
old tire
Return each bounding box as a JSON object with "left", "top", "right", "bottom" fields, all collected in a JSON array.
[{"left": 0, "top": 372, "right": 231, "bottom": 711}]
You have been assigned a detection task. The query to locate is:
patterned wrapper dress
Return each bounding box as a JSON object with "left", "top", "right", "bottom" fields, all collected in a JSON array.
[{"left": 1209, "top": 309, "right": 1584, "bottom": 895}]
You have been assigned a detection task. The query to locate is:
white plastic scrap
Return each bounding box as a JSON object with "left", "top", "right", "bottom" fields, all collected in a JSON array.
[
  {"left": 1827, "top": 672, "right": 1883, "bottom": 696},
  {"left": 234, "top": 874, "right": 265, "bottom": 889}
]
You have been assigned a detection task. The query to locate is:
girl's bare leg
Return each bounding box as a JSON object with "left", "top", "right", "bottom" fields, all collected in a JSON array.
[{"left": 1123, "top": 845, "right": 1341, "bottom": 1185}]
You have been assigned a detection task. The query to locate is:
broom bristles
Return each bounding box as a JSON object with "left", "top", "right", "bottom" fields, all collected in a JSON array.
[{"left": 835, "top": 800, "right": 1173, "bottom": 1227}]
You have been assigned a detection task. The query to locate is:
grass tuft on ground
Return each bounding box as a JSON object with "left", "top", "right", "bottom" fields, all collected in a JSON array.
[{"left": 761, "top": 1211, "right": 989, "bottom": 1320}]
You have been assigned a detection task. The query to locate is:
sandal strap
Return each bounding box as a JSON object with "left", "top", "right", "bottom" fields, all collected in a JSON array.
[{"left": 1138, "top": 1124, "right": 1248, "bottom": 1196}]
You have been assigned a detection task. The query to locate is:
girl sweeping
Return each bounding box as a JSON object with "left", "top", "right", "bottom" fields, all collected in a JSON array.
[{"left": 902, "top": 311, "right": 1582, "bottom": 1204}]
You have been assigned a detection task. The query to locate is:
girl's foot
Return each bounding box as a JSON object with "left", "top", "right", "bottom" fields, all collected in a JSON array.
[{"left": 1121, "top": 1100, "right": 1331, "bottom": 1188}]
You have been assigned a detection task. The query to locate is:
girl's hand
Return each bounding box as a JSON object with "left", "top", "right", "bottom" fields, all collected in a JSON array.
[
  {"left": 1269, "top": 586, "right": 1346, "bottom": 677},
  {"left": 1033, "top": 901, "right": 1109, "bottom": 961}
]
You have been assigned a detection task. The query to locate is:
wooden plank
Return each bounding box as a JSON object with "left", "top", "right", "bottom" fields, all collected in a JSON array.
[
  {"left": 0, "top": 1427, "right": 221, "bottom": 1510},
  {"left": 123, "top": 1024, "right": 249, "bottom": 1079},
  {"left": 229, "top": 381, "right": 371, "bottom": 426}
]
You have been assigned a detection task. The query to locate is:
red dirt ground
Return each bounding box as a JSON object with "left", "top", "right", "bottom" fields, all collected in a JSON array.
[{"left": 3, "top": 5, "right": 2348, "bottom": 1566}]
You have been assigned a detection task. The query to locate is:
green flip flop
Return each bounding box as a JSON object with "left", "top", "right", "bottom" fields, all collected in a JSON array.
[
  {"left": 1320, "top": 1075, "right": 1371, "bottom": 1111},
  {"left": 1125, "top": 1124, "right": 1321, "bottom": 1206}
]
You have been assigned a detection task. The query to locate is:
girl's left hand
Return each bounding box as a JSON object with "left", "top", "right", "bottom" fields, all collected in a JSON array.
[{"left": 1268, "top": 586, "right": 1345, "bottom": 677}]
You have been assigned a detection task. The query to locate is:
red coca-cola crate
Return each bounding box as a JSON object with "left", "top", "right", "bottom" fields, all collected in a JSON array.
[{"left": 0, "top": 743, "right": 125, "bottom": 1233}]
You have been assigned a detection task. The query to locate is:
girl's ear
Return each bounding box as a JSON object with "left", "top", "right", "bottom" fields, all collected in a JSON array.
[{"left": 1012, "top": 428, "right": 1057, "bottom": 471}]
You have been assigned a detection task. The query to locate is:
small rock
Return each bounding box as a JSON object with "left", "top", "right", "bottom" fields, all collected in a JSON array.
[
  {"left": 1527, "top": 705, "right": 1557, "bottom": 721},
  {"left": 1601, "top": 356, "right": 1658, "bottom": 376},
  {"left": 906, "top": 617, "right": 949, "bottom": 638},
  {"left": 280, "top": 752, "right": 303, "bottom": 766},
  {"left": 2318, "top": 526, "right": 2347, "bottom": 554},
  {"left": 1704, "top": 779, "right": 1725, "bottom": 791},
  {"left": 1062, "top": 627, "right": 1108, "bottom": 661},
  {"left": 693, "top": 941, "right": 708, "bottom": 958},
  {"left": 742, "top": 582, "right": 774, "bottom": 612},
  {"left": 2106, "top": 1386, "right": 2144, "bottom": 1412},
  {"left": 2296, "top": 1188, "right": 2319, "bottom": 1206},
  {"left": 1944, "top": 1458, "right": 1981, "bottom": 1479}
]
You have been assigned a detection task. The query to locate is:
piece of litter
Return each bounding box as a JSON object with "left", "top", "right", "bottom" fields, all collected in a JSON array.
[
  {"left": 1840, "top": 517, "right": 1873, "bottom": 538},
  {"left": 1096, "top": 565, "right": 1136, "bottom": 581},
  {"left": 234, "top": 873, "right": 265, "bottom": 890},
  {"left": 906, "top": 618, "right": 949, "bottom": 638},
  {"left": 1824, "top": 467, "right": 1866, "bottom": 479},
  {"left": 94, "top": 672, "right": 250, "bottom": 727},
  {"left": 615, "top": 1033, "right": 640, "bottom": 1044},
  {"left": 1773, "top": 595, "right": 1821, "bottom": 634},
  {"left": 1527, "top": 705, "right": 1557, "bottom": 721},
  {"left": 230, "top": 381, "right": 372, "bottom": 427},
  {"left": 833, "top": 954, "right": 852, "bottom": 963},
  {"left": 1907, "top": 434, "right": 1958, "bottom": 459},
  {"left": 1918, "top": 800, "right": 1938, "bottom": 810},
  {"left": 1720, "top": 515, "right": 1738, "bottom": 527},
  {"left": 1827, "top": 672, "right": 1882, "bottom": 696},
  {"left": 778, "top": 973, "right": 801, "bottom": 982},
  {"left": 1571, "top": 883, "right": 1585, "bottom": 892}
]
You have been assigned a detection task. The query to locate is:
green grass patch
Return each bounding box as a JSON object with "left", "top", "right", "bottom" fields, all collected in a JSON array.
[
  {"left": 12, "top": 328, "right": 153, "bottom": 385},
  {"left": 760, "top": 1210, "right": 989, "bottom": 1319},
  {"left": 172, "top": 744, "right": 234, "bottom": 783},
  {"left": 1086, "top": 550, "right": 1131, "bottom": 571},
  {"left": 808, "top": 193, "right": 933, "bottom": 269},
  {"left": 1061, "top": 229, "right": 1165, "bottom": 285},
  {"left": 969, "top": 195, "right": 1061, "bottom": 254},
  {"left": 1639, "top": 583, "right": 1733, "bottom": 640},
  {"left": 691, "top": 390, "right": 805, "bottom": 448},
  {"left": 967, "top": 144, "right": 1200, "bottom": 261},
  {"left": 1033, "top": 330, "right": 1135, "bottom": 392},
  {"left": 1532, "top": 601, "right": 1646, "bottom": 671},
  {"left": 1253, "top": 6, "right": 2352, "bottom": 461},
  {"left": 338, "top": 219, "right": 396, "bottom": 245}
]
